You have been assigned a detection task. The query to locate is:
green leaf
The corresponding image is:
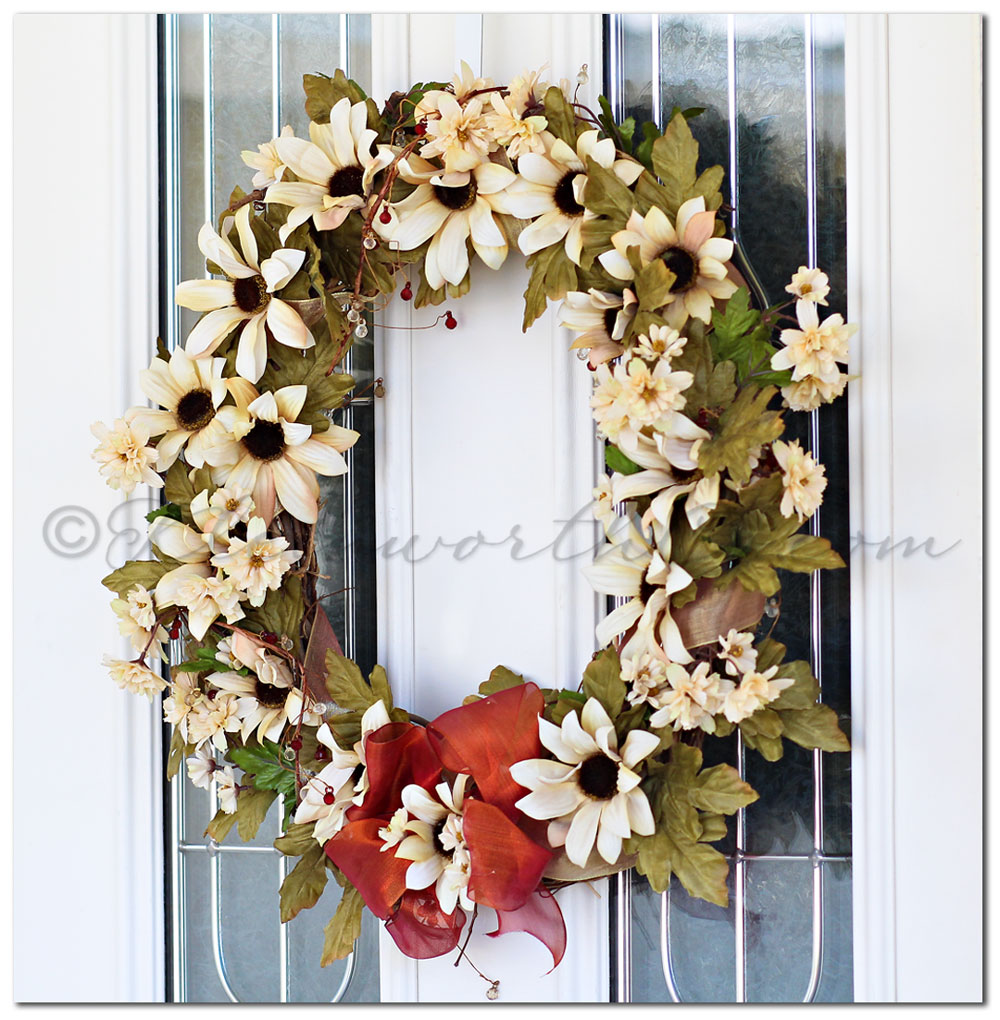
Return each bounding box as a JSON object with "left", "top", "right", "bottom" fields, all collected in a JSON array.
[
  {"left": 321, "top": 885, "right": 364, "bottom": 966},
  {"left": 779, "top": 704, "right": 851, "bottom": 752},
  {"left": 605, "top": 444, "right": 642, "bottom": 476},
  {"left": 522, "top": 242, "right": 578, "bottom": 331},
  {"left": 668, "top": 321, "right": 734, "bottom": 411},
  {"left": 635, "top": 258, "right": 676, "bottom": 312},
  {"left": 236, "top": 788, "right": 278, "bottom": 841},
  {"left": 712, "top": 287, "right": 759, "bottom": 343},
  {"left": 738, "top": 725, "right": 784, "bottom": 761},
  {"left": 669, "top": 514, "right": 725, "bottom": 582},
  {"left": 581, "top": 646, "right": 626, "bottom": 718},
  {"left": 692, "top": 164, "right": 725, "bottom": 210},
  {"left": 303, "top": 70, "right": 367, "bottom": 123},
  {"left": 685, "top": 763, "right": 759, "bottom": 814},
  {"left": 650, "top": 111, "right": 699, "bottom": 217},
  {"left": 479, "top": 666, "right": 525, "bottom": 697},
  {"left": 146, "top": 503, "right": 182, "bottom": 524},
  {"left": 630, "top": 830, "right": 673, "bottom": 893},
  {"left": 696, "top": 384, "right": 784, "bottom": 485},
  {"left": 633, "top": 122, "right": 660, "bottom": 174},
  {"left": 229, "top": 744, "right": 296, "bottom": 797},
  {"left": 324, "top": 652, "right": 376, "bottom": 712},
  {"left": 369, "top": 664, "right": 394, "bottom": 712},
  {"left": 246, "top": 574, "right": 305, "bottom": 652},
  {"left": 205, "top": 807, "right": 238, "bottom": 843},
  {"left": 740, "top": 706, "right": 783, "bottom": 739},
  {"left": 166, "top": 727, "right": 192, "bottom": 781},
  {"left": 279, "top": 844, "right": 329, "bottom": 923},
  {"left": 258, "top": 334, "right": 355, "bottom": 430},
  {"left": 769, "top": 660, "right": 819, "bottom": 711},
  {"left": 669, "top": 838, "right": 730, "bottom": 907},
  {"left": 582, "top": 157, "right": 634, "bottom": 220},
  {"left": 274, "top": 822, "right": 318, "bottom": 857},
  {"left": 101, "top": 559, "right": 171, "bottom": 600},
  {"left": 769, "top": 534, "right": 846, "bottom": 574},
  {"left": 543, "top": 85, "right": 578, "bottom": 144},
  {"left": 698, "top": 812, "right": 729, "bottom": 843},
  {"left": 755, "top": 637, "right": 787, "bottom": 672}
]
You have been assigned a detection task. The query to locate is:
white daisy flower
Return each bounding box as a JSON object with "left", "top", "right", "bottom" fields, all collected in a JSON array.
[
  {"left": 375, "top": 156, "right": 516, "bottom": 289},
  {"left": 266, "top": 98, "right": 394, "bottom": 241},
  {"left": 773, "top": 439, "right": 827, "bottom": 522},
  {"left": 210, "top": 516, "right": 302, "bottom": 607},
  {"left": 770, "top": 299, "right": 855, "bottom": 385},
  {"left": 241, "top": 125, "right": 294, "bottom": 188},
  {"left": 419, "top": 92, "right": 497, "bottom": 172},
  {"left": 485, "top": 92, "right": 549, "bottom": 160},
  {"left": 186, "top": 744, "right": 218, "bottom": 790},
  {"left": 91, "top": 418, "right": 163, "bottom": 495},
  {"left": 635, "top": 324, "right": 686, "bottom": 363},
  {"left": 622, "top": 652, "right": 671, "bottom": 709},
  {"left": 163, "top": 671, "right": 203, "bottom": 741},
  {"left": 126, "top": 348, "right": 233, "bottom": 470},
  {"left": 208, "top": 661, "right": 294, "bottom": 745},
  {"left": 558, "top": 288, "right": 636, "bottom": 367},
  {"left": 187, "top": 486, "right": 256, "bottom": 550},
  {"left": 175, "top": 203, "right": 313, "bottom": 383},
  {"left": 511, "top": 698, "right": 658, "bottom": 867},
  {"left": 186, "top": 691, "right": 242, "bottom": 752},
  {"left": 204, "top": 383, "right": 359, "bottom": 525},
  {"left": 649, "top": 662, "right": 733, "bottom": 733},
  {"left": 392, "top": 775, "right": 475, "bottom": 916},
  {"left": 413, "top": 61, "right": 495, "bottom": 119},
  {"left": 505, "top": 130, "right": 642, "bottom": 265},
  {"left": 599, "top": 196, "right": 737, "bottom": 328},
  {"left": 722, "top": 666, "right": 794, "bottom": 724},
  {"left": 592, "top": 475, "right": 616, "bottom": 534},
  {"left": 154, "top": 564, "right": 246, "bottom": 641},
  {"left": 216, "top": 764, "right": 239, "bottom": 814},
  {"left": 785, "top": 265, "right": 830, "bottom": 305},
  {"left": 103, "top": 657, "right": 167, "bottom": 699},
  {"left": 718, "top": 628, "right": 758, "bottom": 677}
]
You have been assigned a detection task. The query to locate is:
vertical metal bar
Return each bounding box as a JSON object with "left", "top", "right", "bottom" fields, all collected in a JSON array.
[
  {"left": 203, "top": 15, "right": 213, "bottom": 225},
  {"left": 339, "top": 12, "right": 349, "bottom": 77},
  {"left": 208, "top": 782, "right": 242, "bottom": 1002},
  {"left": 649, "top": 14, "right": 661, "bottom": 127},
  {"left": 272, "top": 14, "right": 281, "bottom": 135},
  {"left": 615, "top": 870, "right": 632, "bottom": 1002},
  {"left": 802, "top": 14, "right": 827, "bottom": 1004},
  {"left": 657, "top": 886, "right": 683, "bottom": 1002}
]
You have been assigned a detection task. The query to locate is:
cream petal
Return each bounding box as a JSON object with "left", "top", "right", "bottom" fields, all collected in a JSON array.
[
  {"left": 154, "top": 429, "right": 191, "bottom": 470},
  {"left": 423, "top": 236, "right": 445, "bottom": 290},
  {"left": 581, "top": 698, "right": 615, "bottom": 740},
  {"left": 197, "top": 221, "right": 256, "bottom": 279},
  {"left": 261, "top": 248, "right": 306, "bottom": 292},
  {"left": 598, "top": 248, "right": 636, "bottom": 281},
  {"left": 266, "top": 299, "right": 314, "bottom": 350},
  {"left": 252, "top": 464, "right": 277, "bottom": 524},
  {"left": 431, "top": 213, "right": 471, "bottom": 286},
  {"left": 626, "top": 788, "right": 655, "bottom": 836},
  {"left": 674, "top": 196, "right": 707, "bottom": 240},
  {"left": 516, "top": 152, "right": 563, "bottom": 187},
  {"left": 266, "top": 180, "right": 326, "bottom": 212},
  {"left": 515, "top": 782, "right": 583, "bottom": 821},
  {"left": 684, "top": 286, "right": 715, "bottom": 324},
  {"left": 561, "top": 709, "right": 602, "bottom": 759},
  {"left": 535, "top": 717, "right": 579, "bottom": 764},
  {"left": 595, "top": 599, "right": 644, "bottom": 647},
  {"left": 502, "top": 181, "right": 555, "bottom": 219},
  {"left": 596, "top": 819, "right": 623, "bottom": 865},
  {"left": 601, "top": 791, "right": 632, "bottom": 838},
  {"left": 517, "top": 209, "right": 571, "bottom": 256},
  {"left": 271, "top": 455, "right": 318, "bottom": 523},
  {"left": 234, "top": 204, "right": 259, "bottom": 271},
  {"left": 699, "top": 236, "right": 735, "bottom": 263},
  {"left": 128, "top": 408, "right": 175, "bottom": 439},
  {"left": 512, "top": 758, "right": 579, "bottom": 786},
  {"left": 248, "top": 390, "right": 280, "bottom": 423},
  {"left": 175, "top": 278, "right": 236, "bottom": 312},
  {"left": 392, "top": 190, "right": 451, "bottom": 250},
  {"left": 680, "top": 208, "right": 717, "bottom": 254},
  {"left": 564, "top": 799, "right": 602, "bottom": 867},
  {"left": 288, "top": 437, "right": 349, "bottom": 476},
  {"left": 470, "top": 240, "right": 508, "bottom": 271},
  {"left": 185, "top": 306, "right": 249, "bottom": 358},
  {"left": 155, "top": 562, "right": 212, "bottom": 607},
  {"left": 641, "top": 205, "right": 677, "bottom": 255},
  {"left": 281, "top": 421, "right": 312, "bottom": 447},
  {"left": 613, "top": 157, "right": 644, "bottom": 186},
  {"left": 273, "top": 136, "right": 335, "bottom": 186},
  {"left": 148, "top": 518, "right": 210, "bottom": 563},
  {"left": 235, "top": 312, "right": 268, "bottom": 383},
  {"left": 472, "top": 161, "right": 516, "bottom": 195},
  {"left": 467, "top": 199, "right": 505, "bottom": 247},
  {"left": 564, "top": 217, "right": 584, "bottom": 265},
  {"left": 273, "top": 384, "right": 307, "bottom": 422},
  {"left": 621, "top": 728, "right": 660, "bottom": 769},
  {"left": 405, "top": 854, "right": 445, "bottom": 891}
]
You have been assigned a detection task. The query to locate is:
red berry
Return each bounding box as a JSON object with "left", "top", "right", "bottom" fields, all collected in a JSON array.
[
  {"left": 169, "top": 625, "right": 180, "bottom": 640},
  {"left": 444, "top": 311, "right": 457, "bottom": 330},
  {"left": 323, "top": 788, "right": 336, "bottom": 805},
  {"left": 415, "top": 121, "right": 427, "bottom": 136},
  {"left": 260, "top": 630, "right": 278, "bottom": 644},
  {"left": 290, "top": 737, "right": 303, "bottom": 752},
  {"left": 379, "top": 209, "right": 392, "bottom": 224},
  {"left": 314, "top": 746, "right": 330, "bottom": 762},
  {"left": 400, "top": 284, "right": 412, "bottom": 301}
]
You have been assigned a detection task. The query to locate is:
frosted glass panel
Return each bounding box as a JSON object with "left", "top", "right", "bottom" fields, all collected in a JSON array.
[
  {"left": 607, "top": 13, "right": 852, "bottom": 1003},
  {"left": 161, "top": 13, "right": 377, "bottom": 1002}
]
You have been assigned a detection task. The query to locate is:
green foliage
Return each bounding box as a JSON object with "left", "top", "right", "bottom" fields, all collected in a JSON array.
[
  {"left": 163, "top": 461, "right": 214, "bottom": 524},
  {"left": 605, "top": 444, "right": 642, "bottom": 476},
  {"left": 635, "top": 259, "right": 676, "bottom": 312},
  {"left": 581, "top": 647, "right": 626, "bottom": 718},
  {"left": 230, "top": 737, "right": 298, "bottom": 827},
  {"left": 778, "top": 704, "right": 850, "bottom": 752},
  {"left": 697, "top": 384, "right": 784, "bottom": 485},
  {"left": 478, "top": 666, "right": 525, "bottom": 697},
  {"left": 669, "top": 513, "right": 725, "bottom": 583},
  {"left": 522, "top": 242, "right": 578, "bottom": 330},
  {"left": 274, "top": 822, "right": 318, "bottom": 857},
  {"left": 173, "top": 643, "right": 231, "bottom": 675},
  {"left": 370, "top": 664, "right": 394, "bottom": 712},
  {"left": 633, "top": 122, "right": 661, "bottom": 174},
  {"left": 258, "top": 342, "right": 355, "bottom": 431},
  {"left": 710, "top": 288, "right": 790, "bottom": 386},
  {"left": 279, "top": 844, "right": 329, "bottom": 923},
  {"left": 325, "top": 652, "right": 384, "bottom": 712},
  {"left": 303, "top": 70, "right": 378, "bottom": 128},
  {"left": 650, "top": 112, "right": 699, "bottom": 217},
  {"left": 669, "top": 322, "right": 736, "bottom": 411},
  {"left": 542, "top": 86, "right": 578, "bottom": 145},
  {"left": 236, "top": 788, "right": 279, "bottom": 841},
  {"left": 321, "top": 883, "right": 364, "bottom": 965},
  {"left": 582, "top": 157, "right": 634, "bottom": 221},
  {"left": 101, "top": 559, "right": 171, "bottom": 600},
  {"left": 166, "top": 727, "right": 192, "bottom": 782},
  {"left": 246, "top": 575, "right": 305, "bottom": 652},
  {"left": 205, "top": 807, "right": 239, "bottom": 843},
  {"left": 145, "top": 503, "right": 182, "bottom": 525}
]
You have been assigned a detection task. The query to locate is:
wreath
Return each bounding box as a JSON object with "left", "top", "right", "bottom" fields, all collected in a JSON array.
[{"left": 95, "top": 62, "right": 853, "bottom": 988}]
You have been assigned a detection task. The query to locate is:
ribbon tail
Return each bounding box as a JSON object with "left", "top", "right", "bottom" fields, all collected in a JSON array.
[
  {"left": 487, "top": 887, "right": 566, "bottom": 973},
  {"left": 384, "top": 891, "right": 466, "bottom": 960}
]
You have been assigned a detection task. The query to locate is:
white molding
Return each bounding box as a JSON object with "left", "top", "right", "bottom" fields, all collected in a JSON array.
[
  {"left": 845, "top": 13, "right": 897, "bottom": 1004},
  {"left": 846, "top": 12, "right": 982, "bottom": 1004}
]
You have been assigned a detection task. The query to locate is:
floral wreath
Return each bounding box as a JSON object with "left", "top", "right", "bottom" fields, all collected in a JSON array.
[{"left": 95, "top": 63, "right": 853, "bottom": 990}]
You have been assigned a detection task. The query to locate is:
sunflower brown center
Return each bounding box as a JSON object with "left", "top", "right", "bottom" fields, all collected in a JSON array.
[
  {"left": 233, "top": 274, "right": 270, "bottom": 314},
  {"left": 578, "top": 754, "right": 619, "bottom": 799},
  {"left": 432, "top": 819, "right": 451, "bottom": 855},
  {"left": 602, "top": 306, "right": 620, "bottom": 339},
  {"left": 661, "top": 246, "right": 698, "bottom": 293},
  {"left": 328, "top": 164, "right": 365, "bottom": 199},
  {"left": 241, "top": 419, "right": 286, "bottom": 462},
  {"left": 432, "top": 180, "right": 478, "bottom": 211},
  {"left": 175, "top": 388, "right": 215, "bottom": 431},
  {"left": 553, "top": 170, "right": 585, "bottom": 216},
  {"left": 639, "top": 571, "right": 659, "bottom": 607},
  {"left": 254, "top": 679, "right": 286, "bottom": 708}
]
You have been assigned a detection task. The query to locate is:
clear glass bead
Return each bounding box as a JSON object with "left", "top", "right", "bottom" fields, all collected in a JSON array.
[
  {"left": 576, "top": 348, "right": 590, "bottom": 361},
  {"left": 346, "top": 308, "right": 361, "bottom": 323},
  {"left": 282, "top": 747, "right": 296, "bottom": 761},
  {"left": 354, "top": 321, "right": 369, "bottom": 339},
  {"left": 363, "top": 235, "right": 377, "bottom": 250}
]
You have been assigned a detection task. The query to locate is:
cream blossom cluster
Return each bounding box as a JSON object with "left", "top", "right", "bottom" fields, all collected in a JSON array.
[
  {"left": 772, "top": 439, "right": 827, "bottom": 522},
  {"left": 91, "top": 418, "right": 163, "bottom": 495},
  {"left": 648, "top": 661, "right": 733, "bottom": 733}
]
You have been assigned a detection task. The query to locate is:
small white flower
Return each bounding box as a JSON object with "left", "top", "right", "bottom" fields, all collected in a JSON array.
[
  {"left": 154, "top": 563, "right": 246, "bottom": 642},
  {"left": 211, "top": 516, "right": 302, "bottom": 607},
  {"left": 511, "top": 698, "right": 658, "bottom": 867},
  {"left": 722, "top": 666, "right": 794, "bottom": 724},
  {"left": 484, "top": 92, "right": 548, "bottom": 160},
  {"left": 241, "top": 125, "right": 294, "bottom": 187},
  {"left": 186, "top": 691, "right": 242, "bottom": 751},
  {"left": 773, "top": 439, "right": 827, "bottom": 522},
  {"left": 378, "top": 807, "right": 409, "bottom": 852},
  {"left": 103, "top": 657, "right": 168, "bottom": 699},
  {"left": 559, "top": 288, "right": 636, "bottom": 367},
  {"left": 419, "top": 92, "right": 496, "bottom": 172},
  {"left": 770, "top": 299, "right": 855, "bottom": 384},
  {"left": 91, "top": 418, "right": 163, "bottom": 494},
  {"left": 718, "top": 629, "right": 758, "bottom": 677},
  {"left": 186, "top": 745, "right": 217, "bottom": 790},
  {"left": 622, "top": 652, "right": 671, "bottom": 709},
  {"left": 163, "top": 672, "right": 202, "bottom": 739},
  {"left": 216, "top": 764, "right": 239, "bottom": 814},
  {"left": 785, "top": 266, "right": 830, "bottom": 305},
  {"left": 781, "top": 372, "right": 848, "bottom": 412},
  {"left": 648, "top": 662, "right": 733, "bottom": 733},
  {"left": 635, "top": 324, "right": 687, "bottom": 363},
  {"left": 111, "top": 586, "right": 169, "bottom": 661}
]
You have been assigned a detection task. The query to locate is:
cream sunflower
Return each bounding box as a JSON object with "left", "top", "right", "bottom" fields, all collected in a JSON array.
[
  {"left": 505, "top": 130, "right": 642, "bottom": 265},
  {"left": 375, "top": 157, "right": 516, "bottom": 288},
  {"left": 91, "top": 418, "right": 163, "bottom": 495},
  {"left": 210, "top": 516, "right": 302, "bottom": 607},
  {"left": 510, "top": 698, "right": 658, "bottom": 867},
  {"left": 176, "top": 203, "right": 313, "bottom": 383},
  {"left": 126, "top": 348, "right": 231, "bottom": 470},
  {"left": 204, "top": 383, "right": 359, "bottom": 525},
  {"left": 266, "top": 97, "right": 394, "bottom": 241},
  {"left": 558, "top": 288, "right": 637, "bottom": 366},
  {"left": 599, "top": 196, "right": 737, "bottom": 328}
]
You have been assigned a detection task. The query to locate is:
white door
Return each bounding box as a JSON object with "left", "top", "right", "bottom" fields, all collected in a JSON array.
[{"left": 11, "top": 11, "right": 981, "bottom": 1004}]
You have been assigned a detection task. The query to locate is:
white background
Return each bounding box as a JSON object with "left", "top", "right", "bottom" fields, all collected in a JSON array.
[{"left": 7, "top": 8, "right": 984, "bottom": 1006}]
